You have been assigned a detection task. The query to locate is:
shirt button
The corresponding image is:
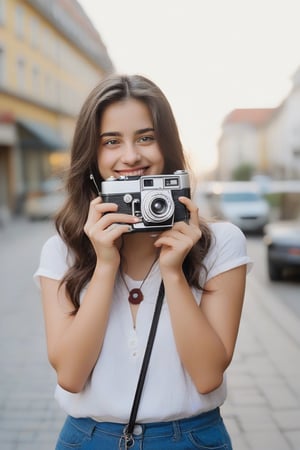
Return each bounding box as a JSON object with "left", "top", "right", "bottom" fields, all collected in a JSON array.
[
  {"left": 133, "top": 424, "right": 143, "bottom": 435},
  {"left": 129, "top": 339, "right": 137, "bottom": 348}
]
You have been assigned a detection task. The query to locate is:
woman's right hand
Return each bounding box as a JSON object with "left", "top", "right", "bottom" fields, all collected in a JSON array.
[{"left": 83, "top": 197, "right": 140, "bottom": 268}]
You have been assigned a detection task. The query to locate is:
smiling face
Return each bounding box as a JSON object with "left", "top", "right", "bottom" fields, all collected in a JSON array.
[{"left": 97, "top": 98, "right": 164, "bottom": 180}]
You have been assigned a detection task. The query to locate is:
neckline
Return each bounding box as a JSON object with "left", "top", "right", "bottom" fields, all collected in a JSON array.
[{"left": 121, "top": 259, "right": 159, "bottom": 283}]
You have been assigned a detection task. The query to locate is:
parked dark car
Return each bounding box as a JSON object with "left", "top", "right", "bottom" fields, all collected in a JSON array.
[{"left": 264, "top": 220, "right": 300, "bottom": 281}]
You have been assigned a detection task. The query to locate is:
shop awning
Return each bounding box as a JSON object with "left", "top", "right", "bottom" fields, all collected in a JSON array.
[{"left": 17, "top": 119, "right": 67, "bottom": 151}]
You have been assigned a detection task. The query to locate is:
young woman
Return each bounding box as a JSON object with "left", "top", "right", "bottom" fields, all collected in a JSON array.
[{"left": 34, "top": 74, "right": 252, "bottom": 450}]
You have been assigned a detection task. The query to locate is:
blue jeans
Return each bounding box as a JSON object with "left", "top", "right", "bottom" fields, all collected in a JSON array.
[{"left": 55, "top": 407, "right": 232, "bottom": 449}]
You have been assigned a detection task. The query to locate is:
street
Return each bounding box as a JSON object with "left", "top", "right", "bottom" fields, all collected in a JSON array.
[
  {"left": 246, "top": 235, "right": 300, "bottom": 318},
  {"left": 0, "top": 219, "right": 299, "bottom": 449}
]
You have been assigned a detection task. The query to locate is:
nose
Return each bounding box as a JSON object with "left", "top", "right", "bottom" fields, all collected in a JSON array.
[{"left": 121, "top": 143, "right": 141, "bottom": 165}]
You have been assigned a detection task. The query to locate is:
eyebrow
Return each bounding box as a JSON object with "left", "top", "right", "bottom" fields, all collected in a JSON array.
[{"left": 99, "top": 127, "right": 155, "bottom": 139}]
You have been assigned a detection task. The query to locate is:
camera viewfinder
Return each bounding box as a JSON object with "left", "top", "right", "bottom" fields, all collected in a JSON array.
[
  {"left": 165, "top": 178, "right": 179, "bottom": 187},
  {"left": 143, "top": 179, "right": 154, "bottom": 187}
]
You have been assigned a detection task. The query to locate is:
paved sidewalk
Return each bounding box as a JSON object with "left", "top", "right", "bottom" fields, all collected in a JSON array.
[
  {"left": 223, "top": 273, "right": 300, "bottom": 450},
  {"left": 0, "top": 219, "right": 65, "bottom": 450},
  {"left": 0, "top": 219, "right": 299, "bottom": 449}
]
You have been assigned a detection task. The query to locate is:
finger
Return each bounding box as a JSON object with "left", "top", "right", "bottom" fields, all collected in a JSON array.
[
  {"left": 90, "top": 196, "right": 102, "bottom": 205},
  {"left": 99, "top": 213, "right": 141, "bottom": 230},
  {"left": 154, "top": 235, "right": 187, "bottom": 249},
  {"left": 175, "top": 221, "right": 202, "bottom": 245},
  {"left": 178, "top": 196, "right": 199, "bottom": 213},
  {"left": 94, "top": 202, "right": 119, "bottom": 214},
  {"left": 173, "top": 220, "right": 201, "bottom": 236},
  {"left": 86, "top": 197, "right": 105, "bottom": 225},
  {"left": 85, "top": 199, "right": 118, "bottom": 237},
  {"left": 172, "top": 221, "right": 190, "bottom": 233},
  {"left": 104, "top": 223, "right": 134, "bottom": 240},
  {"left": 86, "top": 201, "right": 121, "bottom": 229},
  {"left": 154, "top": 229, "right": 192, "bottom": 246},
  {"left": 179, "top": 197, "right": 199, "bottom": 226},
  {"left": 156, "top": 223, "right": 201, "bottom": 248},
  {"left": 87, "top": 218, "right": 134, "bottom": 243}
]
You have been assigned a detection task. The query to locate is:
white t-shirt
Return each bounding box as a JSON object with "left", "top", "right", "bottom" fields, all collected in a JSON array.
[{"left": 34, "top": 221, "right": 252, "bottom": 423}]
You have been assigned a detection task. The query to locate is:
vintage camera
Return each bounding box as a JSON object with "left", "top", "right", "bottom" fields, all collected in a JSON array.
[{"left": 101, "top": 170, "right": 190, "bottom": 232}]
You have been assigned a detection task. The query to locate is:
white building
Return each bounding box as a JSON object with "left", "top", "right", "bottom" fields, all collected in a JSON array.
[
  {"left": 266, "top": 69, "right": 300, "bottom": 179},
  {"left": 217, "top": 108, "right": 275, "bottom": 180},
  {"left": 218, "top": 66, "right": 300, "bottom": 180}
]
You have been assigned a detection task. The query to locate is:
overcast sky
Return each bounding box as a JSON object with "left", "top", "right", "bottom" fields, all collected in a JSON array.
[{"left": 79, "top": 0, "right": 300, "bottom": 176}]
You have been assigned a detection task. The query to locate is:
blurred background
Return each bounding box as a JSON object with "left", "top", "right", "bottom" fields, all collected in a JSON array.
[{"left": 0, "top": 1, "right": 299, "bottom": 449}]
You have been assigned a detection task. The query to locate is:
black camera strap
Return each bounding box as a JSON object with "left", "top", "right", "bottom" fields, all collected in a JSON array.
[{"left": 119, "top": 281, "right": 165, "bottom": 450}]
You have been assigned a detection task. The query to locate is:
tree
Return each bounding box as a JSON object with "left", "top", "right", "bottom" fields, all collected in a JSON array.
[{"left": 232, "top": 163, "right": 255, "bottom": 181}]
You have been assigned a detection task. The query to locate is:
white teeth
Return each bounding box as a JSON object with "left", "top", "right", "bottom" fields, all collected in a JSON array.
[{"left": 117, "top": 169, "right": 145, "bottom": 176}]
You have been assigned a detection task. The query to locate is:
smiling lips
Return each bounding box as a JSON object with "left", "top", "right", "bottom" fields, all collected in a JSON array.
[{"left": 115, "top": 167, "right": 149, "bottom": 177}]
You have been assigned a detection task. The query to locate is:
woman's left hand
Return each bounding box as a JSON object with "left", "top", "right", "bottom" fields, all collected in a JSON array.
[{"left": 154, "top": 197, "right": 202, "bottom": 273}]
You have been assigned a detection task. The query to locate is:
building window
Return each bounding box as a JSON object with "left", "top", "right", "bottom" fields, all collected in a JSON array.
[
  {"left": 30, "top": 17, "right": 39, "bottom": 49},
  {"left": 17, "top": 57, "right": 26, "bottom": 91},
  {"left": 43, "top": 28, "right": 53, "bottom": 59},
  {"left": 32, "top": 65, "right": 40, "bottom": 96},
  {"left": 0, "top": 46, "right": 5, "bottom": 85},
  {"left": 15, "top": 5, "right": 25, "bottom": 39},
  {"left": 0, "top": 0, "right": 6, "bottom": 25},
  {"left": 44, "top": 73, "right": 50, "bottom": 99},
  {"left": 45, "top": 78, "right": 57, "bottom": 107}
]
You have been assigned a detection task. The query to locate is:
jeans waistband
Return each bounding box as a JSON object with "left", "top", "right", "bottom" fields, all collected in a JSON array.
[{"left": 69, "top": 407, "right": 221, "bottom": 438}]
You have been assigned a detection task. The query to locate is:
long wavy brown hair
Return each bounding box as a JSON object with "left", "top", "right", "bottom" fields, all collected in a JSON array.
[{"left": 56, "top": 74, "right": 212, "bottom": 312}]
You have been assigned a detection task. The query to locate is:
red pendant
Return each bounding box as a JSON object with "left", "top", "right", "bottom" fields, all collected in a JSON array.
[{"left": 128, "top": 288, "right": 144, "bottom": 305}]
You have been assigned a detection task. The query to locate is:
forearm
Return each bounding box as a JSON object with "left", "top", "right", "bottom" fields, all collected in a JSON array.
[
  {"left": 163, "top": 270, "right": 228, "bottom": 394},
  {"left": 51, "top": 264, "right": 117, "bottom": 392}
]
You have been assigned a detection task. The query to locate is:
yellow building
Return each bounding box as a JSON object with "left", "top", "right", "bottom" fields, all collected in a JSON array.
[{"left": 0, "top": 0, "right": 113, "bottom": 218}]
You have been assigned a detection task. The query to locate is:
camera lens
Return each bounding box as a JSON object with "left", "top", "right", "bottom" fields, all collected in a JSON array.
[
  {"left": 141, "top": 191, "right": 175, "bottom": 223},
  {"left": 151, "top": 198, "right": 167, "bottom": 215}
]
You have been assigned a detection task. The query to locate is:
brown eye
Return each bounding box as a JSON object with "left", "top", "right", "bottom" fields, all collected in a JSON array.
[
  {"left": 138, "top": 135, "right": 155, "bottom": 143},
  {"left": 104, "top": 139, "right": 118, "bottom": 146}
]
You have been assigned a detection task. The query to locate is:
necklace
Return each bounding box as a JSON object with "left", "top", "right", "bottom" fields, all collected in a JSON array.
[{"left": 120, "top": 257, "right": 158, "bottom": 305}]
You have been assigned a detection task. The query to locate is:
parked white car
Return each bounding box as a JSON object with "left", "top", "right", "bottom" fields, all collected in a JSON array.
[
  {"left": 24, "top": 178, "right": 65, "bottom": 220},
  {"left": 209, "top": 182, "right": 270, "bottom": 233}
]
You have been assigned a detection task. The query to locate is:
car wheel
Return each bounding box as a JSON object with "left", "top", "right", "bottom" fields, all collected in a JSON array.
[
  {"left": 268, "top": 260, "right": 282, "bottom": 281},
  {"left": 256, "top": 226, "right": 265, "bottom": 235}
]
